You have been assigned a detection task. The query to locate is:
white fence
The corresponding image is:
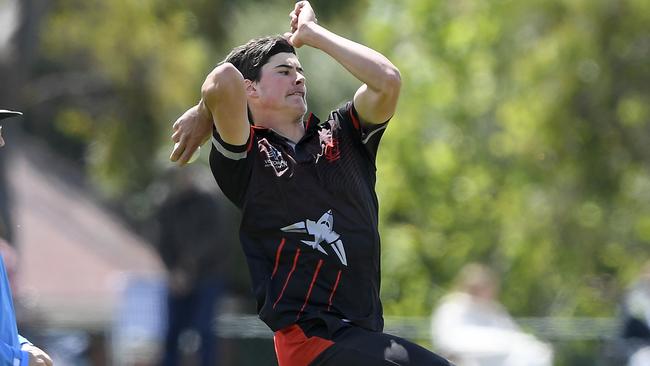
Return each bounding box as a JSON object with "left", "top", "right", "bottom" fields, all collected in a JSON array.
[{"left": 216, "top": 314, "right": 620, "bottom": 341}]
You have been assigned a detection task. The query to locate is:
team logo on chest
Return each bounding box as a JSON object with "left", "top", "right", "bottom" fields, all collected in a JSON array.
[
  {"left": 315, "top": 119, "right": 341, "bottom": 163},
  {"left": 258, "top": 138, "right": 294, "bottom": 177},
  {"left": 281, "top": 210, "right": 348, "bottom": 266}
]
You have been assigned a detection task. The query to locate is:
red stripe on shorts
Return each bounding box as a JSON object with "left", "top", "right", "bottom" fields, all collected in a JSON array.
[{"left": 274, "top": 324, "right": 334, "bottom": 366}]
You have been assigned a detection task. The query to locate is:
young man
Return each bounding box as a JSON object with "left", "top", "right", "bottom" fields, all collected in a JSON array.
[
  {"left": 170, "top": 2, "right": 451, "bottom": 365},
  {"left": 0, "top": 109, "right": 53, "bottom": 365}
]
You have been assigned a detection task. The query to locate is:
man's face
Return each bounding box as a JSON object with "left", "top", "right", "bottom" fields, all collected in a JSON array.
[{"left": 252, "top": 52, "right": 307, "bottom": 119}]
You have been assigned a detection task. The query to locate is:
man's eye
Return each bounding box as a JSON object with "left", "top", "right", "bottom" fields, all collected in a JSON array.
[{"left": 280, "top": 71, "right": 289, "bottom": 75}]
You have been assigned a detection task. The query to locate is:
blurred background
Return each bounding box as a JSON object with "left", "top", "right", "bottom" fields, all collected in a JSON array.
[{"left": 0, "top": 0, "right": 649, "bottom": 365}]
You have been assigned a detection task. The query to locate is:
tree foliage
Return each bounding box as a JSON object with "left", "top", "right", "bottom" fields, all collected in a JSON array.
[
  {"left": 30, "top": 0, "right": 361, "bottom": 218},
  {"left": 11, "top": 0, "right": 650, "bottom": 363},
  {"left": 362, "top": 0, "right": 650, "bottom": 320},
  {"left": 38, "top": 0, "right": 210, "bottom": 206},
  {"left": 20, "top": 0, "right": 650, "bottom": 336}
]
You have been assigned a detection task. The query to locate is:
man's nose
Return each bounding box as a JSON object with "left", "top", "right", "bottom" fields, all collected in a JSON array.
[{"left": 295, "top": 73, "right": 305, "bottom": 85}]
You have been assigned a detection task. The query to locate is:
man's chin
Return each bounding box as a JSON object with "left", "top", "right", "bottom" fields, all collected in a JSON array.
[
  {"left": 292, "top": 103, "right": 308, "bottom": 118},
  {"left": 293, "top": 111, "right": 307, "bottom": 122}
]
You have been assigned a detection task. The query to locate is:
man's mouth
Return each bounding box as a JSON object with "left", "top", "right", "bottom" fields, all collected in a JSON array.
[{"left": 288, "top": 91, "right": 305, "bottom": 98}]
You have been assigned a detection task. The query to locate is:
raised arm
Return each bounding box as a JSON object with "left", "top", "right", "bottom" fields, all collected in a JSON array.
[
  {"left": 170, "top": 63, "right": 250, "bottom": 164},
  {"left": 201, "top": 63, "right": 250, "bottom": 144},
  {"left": 288, "top": 1, "right": 401, "bottom": 125}
]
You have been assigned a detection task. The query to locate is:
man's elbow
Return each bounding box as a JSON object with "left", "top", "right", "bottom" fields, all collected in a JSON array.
[
  {"left": 381, "top": 66, "right": 401, "bottom": 96},
  {"left": 202, "top": 63, "right": 244, "bottom": 98}
]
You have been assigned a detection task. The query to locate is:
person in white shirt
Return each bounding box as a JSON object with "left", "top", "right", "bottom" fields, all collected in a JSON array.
[{"left": 431, "top": 263, "right": 553, "bottom": 366}]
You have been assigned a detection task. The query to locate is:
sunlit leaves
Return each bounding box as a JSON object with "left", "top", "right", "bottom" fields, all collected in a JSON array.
[
  {"left": 365, "top": 0, "right": 650, "bottom": 325},
  {"left": 41, "top": 0, "right": 208, "bottom": 201}
]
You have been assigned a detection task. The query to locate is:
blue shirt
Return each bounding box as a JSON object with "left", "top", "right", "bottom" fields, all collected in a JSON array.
[{"left": 0, "top": 254, "right": 29, "bottom": 366}]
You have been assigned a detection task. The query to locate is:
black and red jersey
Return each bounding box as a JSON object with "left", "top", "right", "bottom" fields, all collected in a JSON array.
[{"left": 209, "top": 102, "right": 388, "bottom": 333}]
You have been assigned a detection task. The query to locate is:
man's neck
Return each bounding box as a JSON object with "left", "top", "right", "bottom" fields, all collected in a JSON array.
[{"left": 254, "top": 112, "right": 306, "bottom": 143}]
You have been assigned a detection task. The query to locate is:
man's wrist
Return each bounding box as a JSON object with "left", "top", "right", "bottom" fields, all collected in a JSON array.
[
  {"left": 197, "top": 99, "right": 212, "bottom": 120},
  {"left": 299, "top": 21, "right": 324, "bottom": 49}
]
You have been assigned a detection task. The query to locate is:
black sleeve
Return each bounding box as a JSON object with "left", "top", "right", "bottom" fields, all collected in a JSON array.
[
  {"left": 209, "top": 127, "right": 255, "bottom": 209},
  {"left": 334, "top": 101, "right": 389, "bottom": 162}
]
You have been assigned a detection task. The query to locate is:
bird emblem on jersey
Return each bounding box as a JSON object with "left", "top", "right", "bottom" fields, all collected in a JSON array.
[
  {"left": 281, "top": 210, "right": 348, "bottom": 266},
  {"left": 258, "top": 138, "right": 294, "bottom": 177}
]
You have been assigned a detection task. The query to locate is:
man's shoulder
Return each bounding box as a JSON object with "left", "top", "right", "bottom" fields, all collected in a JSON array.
[
  {"left": 329, "top": 101, "right": 354, "bottom": 118},
  {"left": 315, "top": 101, "right": 355, "bottom": 128}
]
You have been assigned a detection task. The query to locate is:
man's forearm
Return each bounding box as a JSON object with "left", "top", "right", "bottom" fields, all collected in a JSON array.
[{"left": 301, "top": 23, "right": 400, "bottom": 93}]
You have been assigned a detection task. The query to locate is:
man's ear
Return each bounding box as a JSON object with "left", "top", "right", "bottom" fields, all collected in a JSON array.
[{"left": 244, "top": 79, "right": 258, "bottom": 98}]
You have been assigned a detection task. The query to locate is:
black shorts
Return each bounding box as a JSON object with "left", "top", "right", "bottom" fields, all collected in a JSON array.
[{"left": 274, "top": 318, "right": 452, "bottom": 366}]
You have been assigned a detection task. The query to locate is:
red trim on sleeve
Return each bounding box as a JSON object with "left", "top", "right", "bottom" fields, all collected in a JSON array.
[
  {"left": 274, "top": 324, "right": 334, "bottom": 366},
  {"left": 273, "top": 248, "right": 301, "bottom": 309},
  {"left": 297, "top": 259, "right": 324, "bottom": 320},
  {"left": 271, "top": 238, "right": 287, "bottom": 279},
  {"left": 327, "top": 270, "right": 343, "bottom": 311},
  {"left": 349, "top": 107, "right": 360, "bottom": 131}
]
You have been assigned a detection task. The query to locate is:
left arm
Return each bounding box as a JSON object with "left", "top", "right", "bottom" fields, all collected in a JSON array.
[{"left": 288, "top": 1, "right": 401, "bottom": 125}]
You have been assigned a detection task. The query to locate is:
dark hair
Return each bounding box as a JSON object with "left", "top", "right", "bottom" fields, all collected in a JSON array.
[{"left": 223, "top": 35, "right": 296, "bottom": 82}]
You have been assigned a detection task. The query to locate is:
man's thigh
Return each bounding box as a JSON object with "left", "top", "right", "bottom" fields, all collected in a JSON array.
[{"left": 310, "top": 326, "right": 452, "bottom": 366}]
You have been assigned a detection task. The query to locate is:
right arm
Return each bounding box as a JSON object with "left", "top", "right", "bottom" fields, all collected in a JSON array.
[
  {"left": 170, "top": 63, "right": 250, "bottom": 165},
  {"left": 288, "top": 1, "right": 401, "bottom": 125},
  {"left": 0, "top": 336, "right": 51, "bottom": 365},
  {"left": 1, "top": 342, "right": 27, "bottom": 366},
  {"left": 22, "top": 344, "right": 53, "bottom": 366},
  {"left": 200, "top": 63, "right": 250, "bottom": 145}
]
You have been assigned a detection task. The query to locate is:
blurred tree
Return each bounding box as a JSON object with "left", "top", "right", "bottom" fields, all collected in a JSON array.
[
  {"left": 8, "top": 0, "right": 366, "bottom": 317},
  {"left": 9, "top": 2, "right": 650, "bottom": 357},
  {"left": 362, "top": 0, "right": 650, "bottom": 324},
  {"left": 35, "top": 0, "right": 211, "bottom": 203},
  {"left": 19, "top": 0, "right": 363, "bottom": 220}
]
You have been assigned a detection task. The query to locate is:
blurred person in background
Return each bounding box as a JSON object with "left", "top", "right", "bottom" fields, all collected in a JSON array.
[
  {"left": 1, "top": 110, "right": 53, "bottom": 366},
  {"left": 431, "top": 263, "right": 553, "bottom": 366},
  {"left": 0, "top": 110, "right": 22, "bottom": 241},
  {"left": 620, "top": 261, "right": 650, "bottom": 366},
  {"left": 155, "top": 176, "right": 226, "bottom": 366}
]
